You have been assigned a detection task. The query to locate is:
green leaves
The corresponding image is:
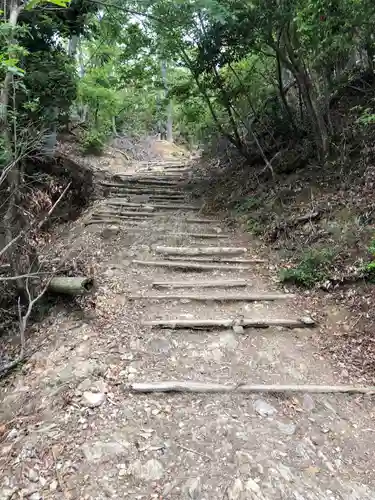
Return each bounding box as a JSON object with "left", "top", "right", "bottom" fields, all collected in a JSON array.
[{"left": 25, "top": 0, "right": 71, "bottom": 10}]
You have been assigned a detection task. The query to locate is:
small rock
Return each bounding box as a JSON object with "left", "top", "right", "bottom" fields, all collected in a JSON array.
[
  {"left": 0, "top": 487, "right": 17, "bottom": 500},
  {"left": 101, "top": 226, "right": 120, "bottom": 239},
  {"left": 183, "top": 477, "right": 201, "bottom": 499},
  {"left": 276, "top": 421, "right": 296, "bottom": 436},
  {"left": 254, "top": 399, "right": 277, "bottom": 417},
  {"left": 77, "top": 378, "right": 93, "bottom": 391},
  {"left": 82, "top": 441, "right": 125, "bottom": 462},
  {"left": 128, "top": 366, "right": 137, "bottom": 374},
  {"left": 29, "top": 493, "right": 41, "bottom": 500},
  {"left": 245, "top": 478, "right": 261, "bottom": 493},
  {"left": 6, "top": 428, "right": 18, "bottom": 440},
  {"left": 232, "top": 325, "right": 244, "bottom": 334},
  {"left": 302, "top": 394, "right": 315, "bottom": 412},
  {"left": 228, "top": 478, "right": 243, "bottom": 500},
  {"left": 301, "top": 316, "right": 315, "bottom": 325},
  {"left": 90, "top": 380, "right": 108, "bottom": 393},
  {"left": 82, "top": 391, "right": 106, "bottom": 408},
  {"left": 130, "top": 459, "right": 164, "bottom": 481},
  {"left": 49, "top": 480, "right": 58, "bottom": 492},
  {"left": 27, "top": 469, "right": 39, "bottom": 482}
]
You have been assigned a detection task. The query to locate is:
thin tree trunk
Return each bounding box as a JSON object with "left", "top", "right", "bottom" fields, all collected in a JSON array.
[
  {"left": 68, "top": 34, "right": 79, "bottom": 57},
  {"left": 276, "top": 52, "right": 297, "bottom": 133},
  {"left": 0, "top": 1, "right": 25, "bottom": 295},
  {"left": 179, "top": 47, "right": 249, "bottom": 159},
  {"left": 161, "top": 60, "right": 173, "bottom": 142},
  {"left": 280, "top": 28, "right": 329, "bottom": 159}
]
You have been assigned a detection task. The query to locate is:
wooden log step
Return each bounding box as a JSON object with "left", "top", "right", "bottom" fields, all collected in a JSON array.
[
  {"left": 85, "top": 218, "right": 149, "bottom": 226},
  {"left": 130, "top": 293, "right": 295, "bottom": 302},
  {"left": 106, "top": 189, "right": 182, "bottom": 196},
  {"left": 163, "top": 256, "right": 263, "bottom": 264},
  {"left": 107, "top": 202, "right": 199, "bottom": 211},
  {"left": 148, "top": 194, "right": 185, "bottom": 199},
  {"left": 185, "top": 218, "right": 217, "bottom": 224},
  {"left": 102, "top": 180, "right": 179, "bottom": 187},
  {"left": 155, "top": 246, "right": 247, "bottom": 256},
  {"left": 120, "top": 172, "right": 188, "bottom": 177},
  {"left": 106, "top": 203, "right": 155, "bottom": 212},
  {"left": 132, "top": 260, "right": 252, "bottom": 270},
  {"left": 130, "top": 382, "right": 375, "bottom": 395},
  {"left": 182, "top": 233, "right": 229, "bottom": 239},
  {"left": 142, "top": 317, "right": 315, "bottom": 329},
  {"left": 161, "top": 166, "right": 191, "bottom": 170},
  {"left": 145, "top": 204, "right": 199, "bottom": 211},
  {"left": 151, "top": 280, "right": 249, "bottom": 289},
  {"left": 92, "top": 211, "right": 157, "bottom": 218}
]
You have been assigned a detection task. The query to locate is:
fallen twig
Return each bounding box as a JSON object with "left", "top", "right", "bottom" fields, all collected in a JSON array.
[{"left": 176, "top": 443, "right": 212, "bottom": 460}]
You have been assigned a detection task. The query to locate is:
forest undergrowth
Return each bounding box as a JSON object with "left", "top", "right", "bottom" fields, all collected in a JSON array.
[{"left": 189, "top": 72, "right": 375, "bottom": 379}]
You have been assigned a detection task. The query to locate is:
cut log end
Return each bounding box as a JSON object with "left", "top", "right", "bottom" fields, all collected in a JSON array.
[{"left": 47, "top": 276, "right": 94, "bottom": 296}]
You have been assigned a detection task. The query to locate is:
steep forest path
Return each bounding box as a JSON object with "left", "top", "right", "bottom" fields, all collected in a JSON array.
[{"left": 1, "top": 154, "right": 375, "bottom": 500}]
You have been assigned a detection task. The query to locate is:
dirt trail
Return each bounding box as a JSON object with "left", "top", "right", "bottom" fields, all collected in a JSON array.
[{"left": 1, "top": 154, "right": 375, "bottom": 500}]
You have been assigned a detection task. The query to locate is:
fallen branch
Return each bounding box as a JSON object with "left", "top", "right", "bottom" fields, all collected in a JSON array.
[
  {"left": 142, "top": 317, "right": 314, "bottom": 329},
  {"left": 37, "top": 181, "right": 72, "bottom": 229},
  {"left": 176, "top": 443, "right": 212, "bottom": 461},
  {"left": 268, "top": 210, "right": 322, "bottom": 241},
  {"left": 0, "top": 181, "right": 73, "bottom": 378},
  {"left": 155, "top": 246, "right": 247, "bottom": 256},
  {"left": 130, "top": 382, "right": 375, "bottom": 394},
  {"left": 132, "top": 260, "right": 252, "bottom": 270},
  {"left": 130, "top": 293, "right": 294, "bottom": 301},
  {"left": 47, "top": 277, "right": 94, "bottom": 296},
  {"left": 152, "top": 280, "right": 248, "bottom": 289}
]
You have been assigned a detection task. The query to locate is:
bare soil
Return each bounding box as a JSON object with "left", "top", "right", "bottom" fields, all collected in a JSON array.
[{"left": 0, "top": 146, "right": 375, "bottom": 500}]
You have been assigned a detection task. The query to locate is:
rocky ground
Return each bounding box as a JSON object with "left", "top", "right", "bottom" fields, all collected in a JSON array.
[{"left": 0, "top": 147, "right": 374, "bottom": 500}]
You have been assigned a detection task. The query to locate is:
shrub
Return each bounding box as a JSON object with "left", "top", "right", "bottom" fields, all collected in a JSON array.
[
  {"left": 80, "top": 129, "right": 108, "bottom": 155},
  {"left": 234, "top": 196, "right": 262, "bottom": 214},
  {"left": 279, "top": 248, "right": 336, "bottom": 287},
  {"left": 363, "top": 238, "right": 375, "bottom": 280}
]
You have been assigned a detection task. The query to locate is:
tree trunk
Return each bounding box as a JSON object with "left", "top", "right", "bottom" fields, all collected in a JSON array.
[
  {"left": 0, "top": 1, "right": 26, "bottom": 296},
  {"left": 68, "top": 34, "right": 79, "bottom": 57},
  {"left": 280, "top": 28, "right": 329, "bottom": 159},
  {"left": 161, "top": 60, "right": 173, "bottom": 142}
]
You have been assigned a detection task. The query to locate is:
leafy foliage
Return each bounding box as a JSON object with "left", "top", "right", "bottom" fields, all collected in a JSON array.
[{"left": 279, "top": 249, "right": 336, "bottom": 287}]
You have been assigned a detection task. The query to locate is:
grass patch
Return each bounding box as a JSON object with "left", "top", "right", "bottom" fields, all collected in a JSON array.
[
  {"left": 280, "top": 248, "right": 336, "bottom": 287},
  {"left": 362, "top": 238, "right": 375, "bottom": 281},
  {"left": 234, "top": 196, "right": 263, "bottom": 214}
]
